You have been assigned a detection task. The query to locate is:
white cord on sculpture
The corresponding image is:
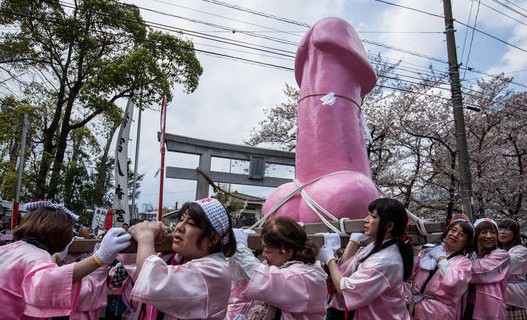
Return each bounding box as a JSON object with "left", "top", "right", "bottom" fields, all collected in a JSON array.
[{"left": 250, "top": 170, "right": 354, "bottom": 235}]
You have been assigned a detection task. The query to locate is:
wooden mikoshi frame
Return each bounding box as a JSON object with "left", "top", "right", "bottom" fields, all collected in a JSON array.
[{"left": 68, "top": 219, "right": 445, "bottom": 254}]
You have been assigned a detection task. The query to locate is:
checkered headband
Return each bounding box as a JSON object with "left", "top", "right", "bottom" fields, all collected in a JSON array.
[
  {"left": 194, "top": 198, "right": 230, "bottom": 244},
  {"left": 25, "top": 200, "right": 79, "bottom": 222}
]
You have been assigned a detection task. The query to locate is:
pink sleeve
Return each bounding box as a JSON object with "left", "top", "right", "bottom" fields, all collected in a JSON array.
[
  {"left": 508, "top": 246, "right": 527, "bottom": 277},
  {"left": 410, "top": 249, "right": 425, "bottom": 281},
  {"left": 245, "top": 263, "right": 328, "bottom": 313},
  {"left": 24, "top": 262, "right": 81, "bottom": 317},
  {"left": 439, "top": 256, "right": 472, "bottom": 291},
  {"left": 471, "top": 249, "right": 510, "bottom": 284},
  {"left": 229, "top": 246, "right": 261, "bottom": 282},
  {"left": 340, "top": 265, "right": 391, "bottom": 310},
  {"left": 74, "top": 267, "right": 108, "bottom": 312},
  {"left": 131, "top": 255, "right": 230, "bottom": 319}
]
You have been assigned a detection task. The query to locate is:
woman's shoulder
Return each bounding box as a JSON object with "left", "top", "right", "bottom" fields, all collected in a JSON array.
[
  {"left": 490, "top": 248, "right": 509, "bottom": 258},
  {"left": 364, "top": 244, "right": 403, "bottom": 267},
  {"left": 449, "top": 254, "right": 472, "bottom": 266},
  {"left": 280, "top": 261, "right": 327, "bottom": 280},
  {"left": 284, "top": 260, "right": 325, "bottom": 272},
  {"left": 190, "top": 253, "right": 229, "bottom": 270},
  {"left": 510, "top": 244, "right": 527, "bottom": 254},
  {"left": 1, "top": 240, "right": 49, "bottom": 259}
]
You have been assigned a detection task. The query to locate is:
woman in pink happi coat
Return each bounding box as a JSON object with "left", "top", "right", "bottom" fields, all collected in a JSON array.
[
  {"left": 226, "top": 216, "right": 328, "bottom": 320},
  {"left": 0, "top": 201, "right": 131, "bottom": 319},
  {"left": 464, "top": 217, "right": 510, "bottom": 320},
  {"left": 319, "top": 198, "right": 413, "bottom": 320},
  {"left": 410, "top": 214, "right": 474, "bottom": 320},
  {"left": 498, "top": 218, "right": 527, "bottom": 320},
  {"left": 127, "top": 198, "right": 236, "bottom": 320}
]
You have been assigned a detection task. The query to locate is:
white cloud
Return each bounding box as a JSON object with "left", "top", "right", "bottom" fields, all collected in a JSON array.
[{"left": 119, "top": 0, "right": 526, "bottom": 210}]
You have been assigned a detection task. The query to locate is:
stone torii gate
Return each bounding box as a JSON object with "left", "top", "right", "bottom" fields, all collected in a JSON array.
[
  {"left": 68, "top": 131, "right": 445, "bottom": 254},
  {"left": 163, "top": 133, "right": 295, "bottom": 200}
]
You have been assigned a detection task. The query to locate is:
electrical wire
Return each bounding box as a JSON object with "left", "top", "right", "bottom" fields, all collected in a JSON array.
[{"left": 2, "top": 0, "right": 526, "bottom": 109}]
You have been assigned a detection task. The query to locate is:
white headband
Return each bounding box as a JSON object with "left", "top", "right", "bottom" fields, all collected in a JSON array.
[
  {"left": 473, "top": 217, "right": 498, "bottom": 231},
  {"left": 25, "top": 200, "right": 79, "bottom": 222},
  {"left": 194, "top": 198, "right": 230, "bottom": 244}
]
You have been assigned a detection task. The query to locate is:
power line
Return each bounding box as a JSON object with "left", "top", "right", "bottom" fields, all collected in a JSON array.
[
  {"left": 118, "top": 0, "right": 527, "bottom": 90},
  {"left": 3, "top": 1, "right": 526, "bottom": 107},
  {"left": 486, "top": 0, "right": 527, "bottom": 22},
  {"left": 148, "top": 0, "right": 305, "bottom": 39},
  {"left": 461, "top": 0, "right": 480, "bottom": 81},
  {"left": 201, "top": 0, "right": 311, "bottom": 28}
]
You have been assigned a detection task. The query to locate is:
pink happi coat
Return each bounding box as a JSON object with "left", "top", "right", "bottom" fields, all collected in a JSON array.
[
  {"left": 505, "top": 244, "right": 527, "bottom": 309},
  {"left": 328, "top": 242, "right": 410, "bottom": 320},
  {"left": 410, "top": 247, "right": 472, "bottom": 320},
  {"left": 470, "top": 248, "right": 510, "bottom": 320},
  {"left": 0, "top": 241, "right": 107, "bottom": 319},
  {"left": 130, "top": 253, "right": 231, "bottom": 320},
  {"left": 226, "top": 246, "right": 328, "bottom": 320}
]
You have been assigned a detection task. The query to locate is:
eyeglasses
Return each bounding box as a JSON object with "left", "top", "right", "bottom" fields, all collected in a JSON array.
[{"left": 448, "top": 226, "right": 467, "bottom": 238}]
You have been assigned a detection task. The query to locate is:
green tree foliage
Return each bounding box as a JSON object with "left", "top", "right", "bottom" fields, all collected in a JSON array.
[
  {"left": 0, "top": 96, "right": 38, "bottom": 199},
  {"left": 0, "top": 0, "right": 203, "bottom": 211}
]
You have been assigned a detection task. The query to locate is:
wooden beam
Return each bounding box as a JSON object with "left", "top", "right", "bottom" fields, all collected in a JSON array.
[
  {"left": 68, "top": 238, "right": 174, "bottom": 254},
  {"left": 68, "top": 219, "right": 444, "bottom": 253}
]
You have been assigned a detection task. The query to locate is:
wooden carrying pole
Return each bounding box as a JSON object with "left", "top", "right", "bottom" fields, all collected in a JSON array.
[{"left": 68, "top": 220, "right": 445, "bottom": 254}]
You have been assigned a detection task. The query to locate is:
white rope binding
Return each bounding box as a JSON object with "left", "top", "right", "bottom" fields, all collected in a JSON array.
[{"left": 250, "top": 170, "right": 354, "bottom": 235}]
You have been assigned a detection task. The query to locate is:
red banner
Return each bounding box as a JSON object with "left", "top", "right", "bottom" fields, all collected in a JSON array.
[{"left": 105, "top": 209, "right": 114, "bottom": 230}]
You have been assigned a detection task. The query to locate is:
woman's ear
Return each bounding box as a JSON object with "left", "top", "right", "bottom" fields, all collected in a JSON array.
[
  {"left": 281, "top": 247, "right": 294, "bottom": 260},
  {"left": 209, "top": 232, "right": 221, "bottom": 248},
  {"left": 385, "top": 222, "right": 394, "bottom": 237}
]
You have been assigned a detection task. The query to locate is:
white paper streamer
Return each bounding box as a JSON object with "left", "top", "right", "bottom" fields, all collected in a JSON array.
[{"left": 320, "top": 92, "right": 336, "bottom": 106}]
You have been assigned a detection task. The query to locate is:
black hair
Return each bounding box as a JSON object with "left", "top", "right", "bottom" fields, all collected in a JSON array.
[
  {"left": 498, "top": 218, "right": 522, "bottom": 249},
  {"left": 361, "top": 198, "right": 413, "bottom": 281},
  {"left": 177, "top": 201, "right": 236, "bottom": 257}
]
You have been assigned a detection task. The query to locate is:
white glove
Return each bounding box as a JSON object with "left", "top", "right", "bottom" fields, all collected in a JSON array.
[
  {"left": 233, "top": 228, "right": 255, "bottom": 248},
  {"left": 316, "top": 233, "right": 341, "bottom": 252},
  {"left": 94, "top": 227, "right": 132, "bottom": 265},
  {"left": 53, "top": 237, "right": 75, "bottom": 264},
  {"left": 350, "top": 232, "right": 369, "bottom": 244},
  {"left": 317, "top": 245, "right": 336, "bottom": 264},
  {"left": 427, "top": 244, "right": 446, "bottom": 261}
]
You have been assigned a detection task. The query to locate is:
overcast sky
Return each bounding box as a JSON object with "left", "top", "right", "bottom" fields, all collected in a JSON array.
[{"left": 119, "top": 0, "right": 527, "bottom": 211}]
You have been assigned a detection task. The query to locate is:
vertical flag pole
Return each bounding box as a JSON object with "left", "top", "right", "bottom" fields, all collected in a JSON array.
[
  {"left": 131, "top": 98, "right": 142, "bottom": 221},
  {"left": 158, "top": 96, "right": 167, "bottom": 221}
]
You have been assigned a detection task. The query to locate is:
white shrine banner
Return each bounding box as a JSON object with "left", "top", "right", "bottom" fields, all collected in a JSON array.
[{"left": 113, "top": 97, "right": 135, "bottom": 226}]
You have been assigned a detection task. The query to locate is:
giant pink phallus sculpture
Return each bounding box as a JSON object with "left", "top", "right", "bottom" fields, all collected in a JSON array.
[{"left": 262, "top": 17, "right": 379, "bottom": 226}]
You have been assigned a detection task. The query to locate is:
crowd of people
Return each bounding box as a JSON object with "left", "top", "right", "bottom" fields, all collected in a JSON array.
[{"left": 0, "top": 197, "right": 525, "bottom": 319}]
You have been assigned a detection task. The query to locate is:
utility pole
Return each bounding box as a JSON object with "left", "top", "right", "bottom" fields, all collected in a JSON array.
[
  {"left": 13, "top": 113, "right": 28, "bottom": 229},
  {"left": 442, "top": 0, "right": 474, "bottom": 221}
]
